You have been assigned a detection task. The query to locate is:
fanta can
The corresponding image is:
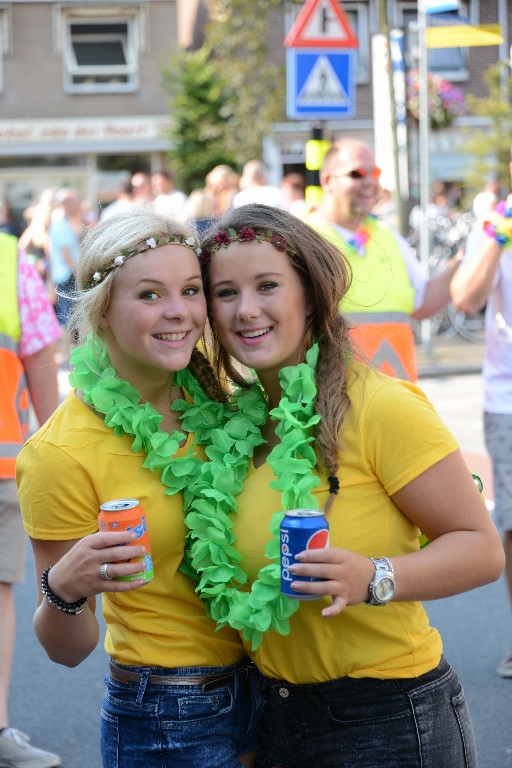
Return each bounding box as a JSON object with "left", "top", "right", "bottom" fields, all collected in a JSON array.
[
  {"left": 280, "top": 509, "right": 329, "bottom": 600},
  {"left": 98, "top": 498, "right": 154, "bottom": 583}
]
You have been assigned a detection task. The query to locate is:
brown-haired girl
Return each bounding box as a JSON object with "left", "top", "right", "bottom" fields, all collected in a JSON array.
[{"left": 192, "top": 203, "right": 504, "bottom": 767}]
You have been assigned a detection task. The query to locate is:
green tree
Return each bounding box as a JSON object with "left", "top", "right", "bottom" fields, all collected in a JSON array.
[
  {"left": 461, "top": 61, "right": 512, "bottom": 197},
  {"left": 203, "top": 0, "right": 287, "bottom": 165},
  {"left": 162, "top": 46, "right": 236, "bottom": 193},
  {"left": 163, "top": 2, "right": 294, "bottom": 188}
]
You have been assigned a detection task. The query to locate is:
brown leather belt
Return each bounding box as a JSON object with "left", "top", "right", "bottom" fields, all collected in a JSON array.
[{"left": 109, "top": 660, "right": 254, "bottom": 692}]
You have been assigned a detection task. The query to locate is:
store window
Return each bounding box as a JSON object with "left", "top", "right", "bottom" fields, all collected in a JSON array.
[{"left": 63, "top": 19, "right": 139, "bottom": 93}]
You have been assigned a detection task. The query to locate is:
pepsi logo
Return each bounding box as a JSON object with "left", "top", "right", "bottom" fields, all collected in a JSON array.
[{"left": 306, "top": 530, "right": 329, "bottom": 549}]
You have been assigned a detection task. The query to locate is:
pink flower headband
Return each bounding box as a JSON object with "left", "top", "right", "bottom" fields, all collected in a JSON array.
[
  {"left": 84, "top": 233, "right": 202, "bottom": 290},
  {"left": 200, "top": 227, "right": 297, "bottom": 263}
]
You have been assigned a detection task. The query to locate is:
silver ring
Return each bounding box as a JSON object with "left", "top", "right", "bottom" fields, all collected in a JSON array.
[{"left": 100, "top": 563, "right": 113, "bottom": 581}]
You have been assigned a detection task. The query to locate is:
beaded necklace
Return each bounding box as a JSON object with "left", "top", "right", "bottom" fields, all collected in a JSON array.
[{"left": 332, "top": 215, "right": 376, "bottom": 257}]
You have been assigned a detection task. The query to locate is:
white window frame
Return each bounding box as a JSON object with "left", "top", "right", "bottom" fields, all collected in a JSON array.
[
  {"left": 62, "top": 15, "right": 139, "bottom": 94},
  {"left": 0, "top": 7, "right": 11, "bottom": 93},
  {"left": 395, "top": 1, "right": 469, "bottom": 82},
  {"left": 341, "top": 2, "right": 370, "bottom": 85}
]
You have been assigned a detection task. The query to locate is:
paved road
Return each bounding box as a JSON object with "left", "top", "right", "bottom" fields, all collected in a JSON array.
[
  {"left": 11, "top": 373, "right": 512, "bottom": 767},
  {"left": 420, "top": 374, "right": 512, "bottom": 768}
]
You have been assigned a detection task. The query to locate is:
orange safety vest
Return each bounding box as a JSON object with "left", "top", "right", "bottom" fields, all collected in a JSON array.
[
  {"left": 0, "top": 234, "right": 29, "bottom": 479},
  {"left": 305, "top": 213, "right": 418, "bottom": 381}
]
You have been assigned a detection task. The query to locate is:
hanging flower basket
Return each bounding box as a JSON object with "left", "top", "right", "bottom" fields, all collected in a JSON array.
[{"left": 406, "top": 69, "right": 465, "bottom": 130}]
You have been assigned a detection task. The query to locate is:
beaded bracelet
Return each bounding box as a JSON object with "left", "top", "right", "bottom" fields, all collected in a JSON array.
[
  {"left": 41, "top": 566, "right": 89, "bottom": 615},
  {"left": 483, "top": 200, "right": 512, "bottom": 246}
]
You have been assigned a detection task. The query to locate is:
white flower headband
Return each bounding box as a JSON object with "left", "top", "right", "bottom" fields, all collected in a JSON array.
[{"left": 84, "top": 233, "right": 202, "bottom": 290}]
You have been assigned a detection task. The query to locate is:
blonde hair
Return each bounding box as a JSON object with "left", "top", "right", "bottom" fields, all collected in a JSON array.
[
  {"left": 71, "top": 207, "right": 191, "bottom": 336},
  {"left": 70, "top": 205, "right": 227, "bottom": 403},
  {"left": 201, "top": 203, "right": 355, "bottom": 495}
]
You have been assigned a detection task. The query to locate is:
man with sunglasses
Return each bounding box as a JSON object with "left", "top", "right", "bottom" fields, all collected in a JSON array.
[{"left": 305, "top": 138, "right": 461, "bottom": 382}]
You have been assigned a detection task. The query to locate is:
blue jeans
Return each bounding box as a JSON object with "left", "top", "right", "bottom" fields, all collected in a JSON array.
[
  {"left": 257, "top": 658, "right": 477, "bottom": 768},
  {"left": 101, "top": 658, "right": 264, "bottom": 767}
]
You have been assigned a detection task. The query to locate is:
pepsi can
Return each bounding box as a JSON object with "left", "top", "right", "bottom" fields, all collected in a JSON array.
[{"left": 280, "top": 509, "right": 330, "bottom": 600}]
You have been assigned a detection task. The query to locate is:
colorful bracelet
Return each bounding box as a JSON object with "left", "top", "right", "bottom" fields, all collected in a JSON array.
[
  {"left": 483, "top": 200, "right": 512, "bottom": 246},
  {"left": 41, "top": 566, "right": 89, "bottom": 615}
]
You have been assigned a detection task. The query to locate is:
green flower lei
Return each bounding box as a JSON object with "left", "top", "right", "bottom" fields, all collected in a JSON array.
[
  {"left": 69, "top": 335, "right": 265, "bottom": 504},
  {"left": 182, "top": 344, "right": 322, "bottom": 650},
  {"left": 69, "top": 336, "right": 322, "bottom": 650}
]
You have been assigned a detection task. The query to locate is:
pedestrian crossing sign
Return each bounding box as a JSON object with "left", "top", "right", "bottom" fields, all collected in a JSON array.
[{"left": 286, "top": 49, "right": 356, "bottom": 119}]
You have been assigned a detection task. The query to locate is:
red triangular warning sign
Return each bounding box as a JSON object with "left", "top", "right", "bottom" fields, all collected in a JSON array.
[{"left": 284, "top": 0, "right": 359, "bottom": 49}]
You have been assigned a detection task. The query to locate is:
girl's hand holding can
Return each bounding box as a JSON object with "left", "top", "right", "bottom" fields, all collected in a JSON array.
[
  {"left": 46, "top": 530, "right": 148, "bottom": 605},
  {"left": 97, "top": 498, "right": 154, "bottom": 583},
  {"left": 287, "top": 547, "right": 376, "bottom": 617}
]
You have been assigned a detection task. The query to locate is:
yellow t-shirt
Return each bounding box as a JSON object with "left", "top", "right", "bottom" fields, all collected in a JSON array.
[
  {"left": 231, "top": 363, "right": 459, "bottom": 683},
  {"left": 17, "top": 391, "right": 245, "bottom": 668}
]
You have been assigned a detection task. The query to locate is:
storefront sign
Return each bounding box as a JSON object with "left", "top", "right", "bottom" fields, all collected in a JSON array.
[{"left": 0, "top": 117, "right": 171, "bottom": 153}]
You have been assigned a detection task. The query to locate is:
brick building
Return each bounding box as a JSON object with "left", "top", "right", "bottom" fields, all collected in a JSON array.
[{"left": 0, "top": 0, "right": 510, "bottom": 231}]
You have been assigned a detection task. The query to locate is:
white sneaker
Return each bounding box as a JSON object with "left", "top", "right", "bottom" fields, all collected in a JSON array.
[
  {"left": 0, "top": 728, "right": 60, "bottom": 768},
  {"left": 497, "top": 653, "right": 512, "bottom": 678}
]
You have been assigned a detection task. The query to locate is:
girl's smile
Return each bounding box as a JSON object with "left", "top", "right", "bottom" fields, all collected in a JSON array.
[
  {"left": 100, "top": 243, "right": 206, "bottom": 393},
  {"left": 210, "top": 240, "right": 311, "bottom": 397}
]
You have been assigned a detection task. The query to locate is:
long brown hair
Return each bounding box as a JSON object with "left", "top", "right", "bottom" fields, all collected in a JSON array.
[{"left": 201, "top": 203, "right": 355, "bottom": 493}]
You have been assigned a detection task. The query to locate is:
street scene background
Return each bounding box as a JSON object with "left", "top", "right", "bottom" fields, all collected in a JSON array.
[
  {"left": 3, "top": 2, "right": 512, "bottom": 767},
  {"left": 11, "top": 338, "right": 512, "bottom": 768}
]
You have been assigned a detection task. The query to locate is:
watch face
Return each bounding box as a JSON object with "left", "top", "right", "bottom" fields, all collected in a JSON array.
[{"left": 374, "top": 577, "right": 395, "bottom": 602}]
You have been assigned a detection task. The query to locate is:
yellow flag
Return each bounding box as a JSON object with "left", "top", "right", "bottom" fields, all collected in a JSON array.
[{"left": 427, "top": 23, "right": 503, "bottom": 48}]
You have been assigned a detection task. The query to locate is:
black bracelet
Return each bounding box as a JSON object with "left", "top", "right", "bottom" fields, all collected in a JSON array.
[{"left": 41, "top": 566, "right": 88, "bottom": 616}]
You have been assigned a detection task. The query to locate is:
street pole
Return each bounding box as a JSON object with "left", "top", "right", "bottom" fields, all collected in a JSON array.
[
  {"left": 376, "top": 0, "right": 403, "bottom": 234},
  {"left": 417, "top": 0, "right": 432, "bottom": 354},
  {"left": 307, "top": 123, "right": 325, "bottom": 190}
]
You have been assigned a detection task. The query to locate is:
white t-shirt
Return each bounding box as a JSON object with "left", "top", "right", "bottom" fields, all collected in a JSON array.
[
  {"left": 232, "top": 186, "right": 287, "bottom": 210},
  {"left": 153, "top": 191, "right": 188, "bottom": 220},
  {"left": 463, "top": 225, "right": 512, "bottom": 414}
]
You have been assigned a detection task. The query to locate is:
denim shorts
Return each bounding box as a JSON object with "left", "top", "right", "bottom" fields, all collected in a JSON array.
[
  {"left": 484, "top": 411, "right": 512, "bottom": 531},
  {"left": 101, "top": 658, "right": 264, "bottom": 767},
  {"left": 256, "top": 657, "right": 477, "bottom": 768},
  {"left": 0, "top": 479, "right": 27, "bottom": 584}
]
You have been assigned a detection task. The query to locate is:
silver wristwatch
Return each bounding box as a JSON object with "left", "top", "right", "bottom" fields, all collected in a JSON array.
[{"left": 365, "top": 556, "right": 395, "bottom": 606}]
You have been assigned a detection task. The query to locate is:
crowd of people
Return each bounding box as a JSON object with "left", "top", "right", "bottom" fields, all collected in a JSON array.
[
  {"left": 1, "top": 141, "right": 511, "bottom": 767},
  {"left": 12, "top": 163, "right": 305, "bottom": 325}
]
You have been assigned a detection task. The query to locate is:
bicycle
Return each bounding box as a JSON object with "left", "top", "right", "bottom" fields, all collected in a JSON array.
[{"left": 409, "top": 213, "right": 485, "bottom": 344}]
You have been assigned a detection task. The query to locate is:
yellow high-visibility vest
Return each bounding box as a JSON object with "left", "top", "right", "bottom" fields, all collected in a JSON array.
[
  {"left": 306, "top": 213, "right": 418, "bottom": 381},
  {"left": 0, "top": 234, "right": 29, "bottom": 478}
]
